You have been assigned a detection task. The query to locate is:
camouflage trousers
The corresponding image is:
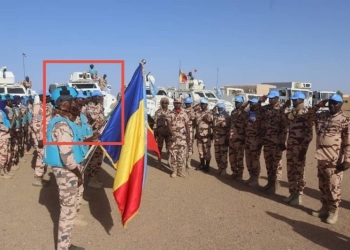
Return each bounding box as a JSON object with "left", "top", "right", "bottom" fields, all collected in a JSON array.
[
  {"left": 245, "top": 143, "right": 262, "bottom": 177},
  {"left": 263, "top": 143, "right": 283, "bottom": 181},
  {"left": 34, "top": 147, "right": 47, "bottom": 178},
  {"left": 229, "top": 141, "right": 244, "bottom": 177},
  {"left": 53, "top": 166, "right": 84, "bottom": 250},
  {"left": 169, "top": 140, "right": 186, "bottom": 169},
  {"left": 30, "top": 126, "right": 38, "bottom": 146},
  {"left": 286, "top": 143, "right": 309, "bottom": 194},
  {"left": 85, "top": 146, "right": 104, "bottom": 178},
  {"left": 156, "top": 134, "right": 171, "bottom": 154},
  {"left": 11, "top": 131, "right": 23, "bottom": 165},
  {"left": 214, "top": 143, "right": 229, "bottom": 169},
  {"left": 0, "top": 139, "right": 10, "bottom": 169},
  {"left": 187, "top": 128, "right": 194, "bottom": 157},
  {"left": 317, "top": 160, "right": 343, "bottom": 208},
  {"left": 197, "top": 137, "right": 212, "bottom": 160}
]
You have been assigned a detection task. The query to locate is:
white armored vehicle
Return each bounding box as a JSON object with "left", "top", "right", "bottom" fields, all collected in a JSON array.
[
  {"left": 0, "top": 67, "right": 37, "bottom": 97},
  {"left": 312, "top": 90, "right": 336, "bottom": 112},
  {"left": 49, "top": 72, "right": 117, "bottom": 117}
]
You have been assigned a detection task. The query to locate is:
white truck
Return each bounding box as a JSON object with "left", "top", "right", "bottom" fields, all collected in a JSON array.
[
  {"left": 0, "top": 68, "right": 37, "bottom": 97},
  {"left": 262, "top": 82, "right": 313, "bottom": 109}
]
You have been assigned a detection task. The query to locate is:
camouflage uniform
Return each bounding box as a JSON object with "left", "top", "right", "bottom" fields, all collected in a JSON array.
[
  {"left": 283, "top": 104, "right": 313, "bottom": 200},
  {"left": 50, "top": 116, "right": 85, "bottom": 250},
  {"left": 244, "top": 110, "right": 263, "bottom": 184},
  {"left": 229, "top": 107, "right": 247, "bottom": 179},
  {"left": 98, "top": 77, "right": 107, "bottom": 90},
  {"left": 309, "top": 108, "right": 350, "bottom": 221},
  {"left": 22, "top": 80, "right": 32, "bottom": 89},
  {"left": 183, "top": 106, "right": 196, "bottom": 167},
  {"left": 213, "top": 110, "right": 230, "bottom": 171},
  {"left": 258, "top": 102, "right": 287, "bottom": 191},
  {"left": 195, "top": 108, "right": 213, "bottom": 160},
  {"left": 32, "top": 102, "right": 53, "bottom": 179},
  {"left": 11, "top": 105, "right": 23, "bottom": 166},
  {"left": 167, "top": 108, "right": 189, "bottom": 177},
  {"left": 0, "top": 111, "right": 11, "bottom": 178},
  {"left": 153, "top": 109, "right": 172, "bottom": 154}
]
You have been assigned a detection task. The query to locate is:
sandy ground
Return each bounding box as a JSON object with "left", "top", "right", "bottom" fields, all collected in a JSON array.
[{"left": 1, "top": 122, "right": 350, "bottom": 250}]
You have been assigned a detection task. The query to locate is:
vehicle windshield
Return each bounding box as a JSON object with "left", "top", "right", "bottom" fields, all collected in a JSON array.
[
  {"left": 320, "top": 92, "right": 334, "bottom": 99},
  {"left": 195, "top": 92, "right": 205, "bottom": 97},
  {"left": 204, "top": 92, "right": 217, "bottom": 98},
  {"left": 157, "top": 90, "right": 167, "bottom": 96},
  {"left": 72, "top": 83, "right": 97, "bottom": 89},
  {"left": 7, "top": 88, "right": 25, "bottom": 94},
  {"left": 0, "top": 88, "right": 4, "bottom": 94}
]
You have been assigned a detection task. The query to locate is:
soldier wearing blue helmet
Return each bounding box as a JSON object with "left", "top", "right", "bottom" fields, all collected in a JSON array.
[
  {"left": 31, "top": 89, "right": 54, "bottom": 187},
  {"left": 256, "top": 91, "right": 287, "bottom": 194},
  {"left": 305, "top": 94, "right": 350, "bottom": 224},
  {"left": 43, "top": 86, "right": 98, "bottom": 250},
  {"left": 10, "top": 95, "right": 24, "bottom": 170},
  {"left": 0, "top": 97, "right": 13, "bottom": 179}
]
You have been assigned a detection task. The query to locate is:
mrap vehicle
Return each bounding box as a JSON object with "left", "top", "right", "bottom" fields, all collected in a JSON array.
[{"left": 0, "top": 69, "right": 36, "bottom": 97}]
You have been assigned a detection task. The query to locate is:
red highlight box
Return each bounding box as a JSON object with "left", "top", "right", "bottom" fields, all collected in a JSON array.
[{"left": 42, "top": 59, "right": 125, "bottom": 146}]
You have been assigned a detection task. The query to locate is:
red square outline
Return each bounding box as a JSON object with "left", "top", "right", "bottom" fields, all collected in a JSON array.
[{"left": 42, "top": 60, "right": 125, "bottom": 146}]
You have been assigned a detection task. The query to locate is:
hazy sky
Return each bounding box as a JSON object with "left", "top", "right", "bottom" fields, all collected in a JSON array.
[{"left": 2, "top": 0, "right": 350, "bottom": 96}]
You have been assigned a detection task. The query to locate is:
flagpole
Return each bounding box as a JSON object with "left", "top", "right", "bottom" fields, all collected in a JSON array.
[
  {"left": 22, "top": 53, "right": 26, "bottom": 78},
  {"left": 141, "top": 59, "right": 148, "bottom": 188},
  {"left": 178, "top": 60, "right": 181, "bottom": 90}
]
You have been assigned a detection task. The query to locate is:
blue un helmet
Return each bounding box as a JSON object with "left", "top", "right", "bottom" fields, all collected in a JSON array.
[
  {"left": 91, "top": 90, "right": 103, "bottom": 97},
  {"left": 291, "top": 91, "right": 305, "bottom": 100},
  {"left": 184, "top": 97, "right": 192, "bottom": 104},
  {"left": 51, "top": 86, "right": 78, "bottom": 107}
]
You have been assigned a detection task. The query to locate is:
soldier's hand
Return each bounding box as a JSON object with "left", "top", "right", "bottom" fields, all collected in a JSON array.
[
  {"left": 259, "top": 95, "right": 268, "bottom": 102},
  {"left": 317, "top": 99, "right": 329, "bottom": 107},
  {"left": 38, "top": 140, "right": 44, "bottom": 149}
]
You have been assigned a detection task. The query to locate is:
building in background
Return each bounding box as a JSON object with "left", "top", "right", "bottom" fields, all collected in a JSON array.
[{"left": 222, "top": 84, "right": 276, "bottom": 95}]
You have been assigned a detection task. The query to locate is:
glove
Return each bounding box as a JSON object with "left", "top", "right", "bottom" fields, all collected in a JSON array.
[{"left": 38, "top": 140, "right": 44, "bottom": 149}]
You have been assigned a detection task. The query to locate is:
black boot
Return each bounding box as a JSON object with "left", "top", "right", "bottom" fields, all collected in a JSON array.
[
  {"left": 196, "top": 158, "right": 205, "bottom": 170},
  {"left": 204, "top": 160, "right": 210, "bottom": 173}
]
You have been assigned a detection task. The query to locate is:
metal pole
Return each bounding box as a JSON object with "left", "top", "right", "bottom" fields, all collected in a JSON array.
[{"left": 22, "top": 54, "right": 26, "bottom": 78}]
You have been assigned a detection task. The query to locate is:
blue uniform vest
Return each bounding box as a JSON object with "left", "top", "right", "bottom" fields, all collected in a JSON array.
[
  {"left": 89, "top": 69, "right": 95, "bottom": 76},
  {"left": 43, "top": 116, "right": 88, "bottom": 168},
  {"left": 27, "top": 108, "right": 33, "bottom": 123},
  {"left": 0, "top": 110, "right": 12, "bottom": 129}
]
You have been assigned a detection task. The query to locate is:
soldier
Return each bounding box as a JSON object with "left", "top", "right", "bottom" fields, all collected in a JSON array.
[
  {"left": 212, "top": 103, "right": 230, "bottom": 175},
  {"left": 22, "top": 76, "right": 32, "bottom": 89},
  {"left": 243, "top": 98, "right": 263, "bottom": 187},
  {"left": 167, "top": 98, "right": 190, "bottom": 178},
  {"left": 31, "top": 90, "right": 53, "bottom": 187},
  {"left": 183, "top": 97, "right": 196, "bottom": 169},
  {"left": 281, "top": 92, "right": 313, "bottom": 205},
  {"left": 0, "top": 98, "right": 12, "bottom": 179},
  {"left": 195, "top": 98, "right": 214, "bottom": 172},
  {"left": 98, "top": 74, "right": 107, "bottom": 90},
  {"left": 87, "top": 64, "right": 98, "bottom": 79},
  {"left": 307, "top": 94, "right": 350, "bottom": 224},
  {"left": 153, "top": 97, "right": 172, "bottom": 166},
  {"left": 12, "top": 95, "right": 24, "bottom": 163},
  {"left": 43, "top": 86, "right": 98, "bottom": 250},
  {"left": 229, "top": 96, "right": 247, "bottom": 181},
  {"left": 84, "top": 90, "right": 105, "bottom": 189},
  {"left": 257, "top": 90, "right": 287, "bottom": 194}
]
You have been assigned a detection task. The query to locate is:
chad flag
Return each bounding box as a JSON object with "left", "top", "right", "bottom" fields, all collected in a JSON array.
[
  {"left": 99, "top": 62, "right": 159, "bottom": 227},
  {"left": 179, "top": 70, "right": 187, "bottom": 83}
]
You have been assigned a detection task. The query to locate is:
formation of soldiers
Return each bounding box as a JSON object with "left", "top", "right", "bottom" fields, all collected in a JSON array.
[{"left": 152, "top": 90, "right": 350, "bottom": 226}]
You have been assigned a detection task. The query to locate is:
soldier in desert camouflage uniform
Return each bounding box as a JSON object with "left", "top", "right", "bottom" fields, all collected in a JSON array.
[
  {"left": 167, "top": 98, "right": 190, "bottom": 178},
  {"left": 12, "top": 96, "right": 24, "bottom": 167},
  {"left": 44, "top": 86, "right": 98, "bottom": 250},
  {"left": 98, "top": 74, "right": 107, "bottom": 90},
  {"left": 305, "top": 94, "right": 350, "bottom": 225},
  {"left": 281, "top": 92, "right": 313, "bottom": 205},
  {"left": 229, "top": 96, "right": 248, "bottom": 180},
  {"left": 22, "top": 76, "right": 32, "bottom": 89},
  {"left": 257, "top": 90, "right": 287, "bottom": 194},
  {"left": 153, "top": 97, "right": 172, "bottom": 165},
  {"left": 0, "top": 99, "right": 12, "bottom": 179},
  {"left": 195, "top": 98, "right": 214, "bottom": 172},
  {"left": 183, "top": 97, "right": 196, "bottom": 169},
  {"left": 213, "top": 102, "right": 230, "bottom": 175},
  {"left": 243, "top": 98, "right": 263, "bottom": 187},
  {"left": 31, "top": 90, "right": 53, "bottom": 187},
  {"left": 84, "top": 90, "right": 105, "bottom": 189}
]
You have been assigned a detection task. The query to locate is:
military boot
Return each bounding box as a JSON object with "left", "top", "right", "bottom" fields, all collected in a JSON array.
[
  {"left": 171, "top": 167, "right": 177, "bottom": 178},
  {"left": 186, "top": 158, "right": 193, "bottom": 170},
  {"left": 214, "top": 168, "right": 224, "bottom": 174},
  {"left": 204, "top": 160, "right": 210, "bottom": 173},
  {"left": 289, "top": 193, "right": 302, "bottom": 206},
  {"left": 0, "top": 169, "right": 12, "bottom": 179},
  {"left": 177, "top": 167, "right": 186, "bottom": 178},
  {"left": 283, "top": 192, "right": 296, "bottom": 203},
  {"left": 326, "top": 207, "right": 339, "bottom": 225},
  {"left": 264, "top": 179, "right": 279, "bottom": 194},
  {"left": 69, "top": 244, "right": 85, "bottom": 250},
  {"left": 247, "top": 176, "right": 259, "bottom": 187},
  {"left": 196, "top": 159, "right": 205, "bottom": 171},
  {"left": 311, "top": 205, "right": 329, "bottom": 217},
  {"left": 32, "top": 177, "right": 50, "bottom": 187}
]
